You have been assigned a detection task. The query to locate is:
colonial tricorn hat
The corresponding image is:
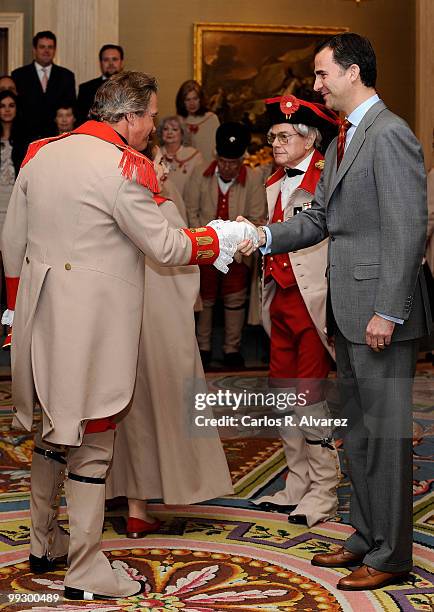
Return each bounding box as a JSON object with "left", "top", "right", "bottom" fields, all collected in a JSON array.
[
  {"left": 265, "top": 94, "right": 340, "bottom": 151},
  {"left": 216, "top": 122, "right": 251, "bottom": 159}
]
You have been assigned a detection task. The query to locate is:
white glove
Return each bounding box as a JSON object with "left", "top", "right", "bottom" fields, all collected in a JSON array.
[
  {"left": 1, "top": 310, "right": 14, "bottom": 326},
  {"left": 207, "top": 219, "right": 259, "bottom": 273}
]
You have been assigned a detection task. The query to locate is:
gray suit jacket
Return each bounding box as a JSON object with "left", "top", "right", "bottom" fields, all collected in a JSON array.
[{"left": 269, "top": 100, "right": 431, "bottom": 343}]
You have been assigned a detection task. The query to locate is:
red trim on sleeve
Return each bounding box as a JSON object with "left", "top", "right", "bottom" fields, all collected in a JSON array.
[
  {"left": 183, "top": 226, "right": 220, "bottom": 265},
  {"left": 5, "top": 277, "right": 19, "bottom": 310}
]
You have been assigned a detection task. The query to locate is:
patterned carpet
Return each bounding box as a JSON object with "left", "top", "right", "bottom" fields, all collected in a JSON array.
[{"left": 0, "top": 366, "right": 432, "bottom": 611}]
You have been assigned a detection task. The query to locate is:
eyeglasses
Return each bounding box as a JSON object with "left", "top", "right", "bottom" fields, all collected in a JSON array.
[{"left": 266, "top": 131, "right": 299, "bottom": 145}]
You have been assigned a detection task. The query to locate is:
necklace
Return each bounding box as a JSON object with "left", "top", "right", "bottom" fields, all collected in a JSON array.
[
  {"left": 185, "top": 113, "right": 212, "bottom": 134},
  {"left": 162, "top": 147, "right": 200, "bottom": 174}
]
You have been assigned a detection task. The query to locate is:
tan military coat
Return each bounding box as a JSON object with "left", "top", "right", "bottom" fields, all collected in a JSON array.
[
  {"left": 262, "top": 151, "right": 333, "bottom": 356},
  {"left": 2, "top": 133, "right": 214, "bottom": 446},
  {"left": 106, "top": 198, "right": 233, "bottom": 504},
  {"left": 160, "top": 145, "right": 203, "bottom": 197},
  {"left": 180, "top": 112, "right": 220, "bottom": 165}
]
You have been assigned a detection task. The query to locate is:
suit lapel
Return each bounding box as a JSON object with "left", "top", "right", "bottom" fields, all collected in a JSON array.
[{"left": 326, "top": 100, "right": 386, "bottom": 205}]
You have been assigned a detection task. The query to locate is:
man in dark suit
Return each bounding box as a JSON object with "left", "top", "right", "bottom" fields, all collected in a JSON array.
[
  {"left": 239, "top": 33, "right": 430, "bottom": 590},
  {"left": 76, "top": 44, "right": 124, "bottom": 125},
  {"left": 12, "top": 31, "right": 76, "bottom": 141}
]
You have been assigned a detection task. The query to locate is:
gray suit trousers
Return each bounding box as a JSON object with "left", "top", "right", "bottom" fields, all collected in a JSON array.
[{"left": 335, "top": 330, "right": 418, "bottom": 573}]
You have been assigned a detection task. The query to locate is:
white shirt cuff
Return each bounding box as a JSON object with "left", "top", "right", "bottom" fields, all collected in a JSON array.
[
  {"left": 259, "top": 226, "right": 273, "bottom": 255},
  {"left": 376, "top": 312, "right": 404, "bottom": 325}
]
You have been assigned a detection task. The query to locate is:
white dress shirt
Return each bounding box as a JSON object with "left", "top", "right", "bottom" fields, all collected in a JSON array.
[
  {"left": 280, "top": 151, "right": 313, "bottom": 210},
  {"left": 345, "top": 94, "right": 380, "bottom": 149},
  {"left": 34, "top": 61, "right": 52, "bottom": 85},
  {"left": 215, "top": 166, "right": 235, "bottom": 194}
]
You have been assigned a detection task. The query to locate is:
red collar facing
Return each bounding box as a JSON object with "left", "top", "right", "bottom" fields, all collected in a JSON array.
[
  {"left": 265, "top": 149, "right": 324, "bottom": 196},
  {"left": 21, "top": 120, "right": 159, "bottom": 194}
]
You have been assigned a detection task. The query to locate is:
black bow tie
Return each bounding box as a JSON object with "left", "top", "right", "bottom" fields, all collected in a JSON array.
[{"left": 285, "top": 168, "right": 305, "bottom": 178}]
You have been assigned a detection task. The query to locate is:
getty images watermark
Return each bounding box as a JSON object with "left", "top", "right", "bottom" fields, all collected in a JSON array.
[
  {"left": 184, "top": 375, "right": 417, "bottom": 439},
  {"left": 192, "top": 389, "right": 347, "bottom": 430}
]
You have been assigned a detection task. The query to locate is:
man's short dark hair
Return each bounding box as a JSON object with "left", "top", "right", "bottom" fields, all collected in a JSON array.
[
  {"left": 99, "top": 44, "right": 124, "bottom": 62},
  {"left": 315, "top": 33, "right": 377, "bottom": 88},
  {"left": 32, "top": 31, "right": 57, "bottom": 48}
]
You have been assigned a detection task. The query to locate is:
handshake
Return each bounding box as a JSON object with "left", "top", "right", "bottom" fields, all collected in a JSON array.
[{"left": 207, "top": 218, "right": 266, "bottom": 273}]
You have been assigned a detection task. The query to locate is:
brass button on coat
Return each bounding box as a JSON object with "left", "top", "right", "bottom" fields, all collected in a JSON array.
[{"left": 65, "top": 263, "right": 71, "bottom": 271}]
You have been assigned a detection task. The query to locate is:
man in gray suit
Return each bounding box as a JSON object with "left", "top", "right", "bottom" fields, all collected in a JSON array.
[{"left": 239, "top": 33, "right": 430, "bottom": 590}]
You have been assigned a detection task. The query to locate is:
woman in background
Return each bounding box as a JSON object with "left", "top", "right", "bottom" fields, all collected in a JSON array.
[
  {"left": 0, "top": 89, "right": 27, "bottom": 316},
  {"left": 176, "top": 80, "right": 219, "bottom": 164},
  {"left": 0, "top": 90, "right": 26, "bottom": 220},
  {"left": 0, "top": 90, "right": 26, "bottom": 306},
  {"left": 157, "top": 115, "right": 203, "bottom": 197},
  {"left": 106, "top": 151, "right": 233, "bottom": 536}
]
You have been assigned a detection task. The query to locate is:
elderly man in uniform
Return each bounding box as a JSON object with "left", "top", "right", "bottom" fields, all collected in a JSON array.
[
  {"left": 185, "top": 122, "right": 266, "bottom": 367},
  {"left": 1, "top": 71, "right": 255, "bottom": 601},
  {"left": 252, "top": 94, "right": 341, "bottom": 527}
]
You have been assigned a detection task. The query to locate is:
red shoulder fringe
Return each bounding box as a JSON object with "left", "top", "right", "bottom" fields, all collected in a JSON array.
[{"left": 21, "top": 121, "right": 159, "bottom": 194}]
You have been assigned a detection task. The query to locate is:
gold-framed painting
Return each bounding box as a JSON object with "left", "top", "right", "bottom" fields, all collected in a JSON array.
[{"left": 194, "top": 22, "right": 348, "bottom": 132}]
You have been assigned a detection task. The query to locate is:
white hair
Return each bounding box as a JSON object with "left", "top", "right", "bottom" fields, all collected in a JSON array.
[{"left": 292, "top": 123, "right": 322, "bottom": 148}]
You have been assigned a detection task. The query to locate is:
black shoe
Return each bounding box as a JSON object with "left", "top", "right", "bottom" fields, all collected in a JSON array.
[
  {"left": 288, "top": 514, "right": 308, "bottom": 526},
  {"left": 200, "top": 350, "right": 211, "bottom": 367},
  {"left": 257, "top": 502, "right": 297, "bottom": 514},
  {"left": 223, "top": 352, "right": 245, "bottom": 368},
  {"left": 64, "top": 580, "right": 147, "bottom": 601},
  {"left": 29, "top": 553, "right": 67, "bottom": 574}
]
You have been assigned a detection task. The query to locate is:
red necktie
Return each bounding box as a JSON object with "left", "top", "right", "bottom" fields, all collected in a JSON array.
[{"left": 336, "top": 119, "right": 351, "bottom": 168}]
